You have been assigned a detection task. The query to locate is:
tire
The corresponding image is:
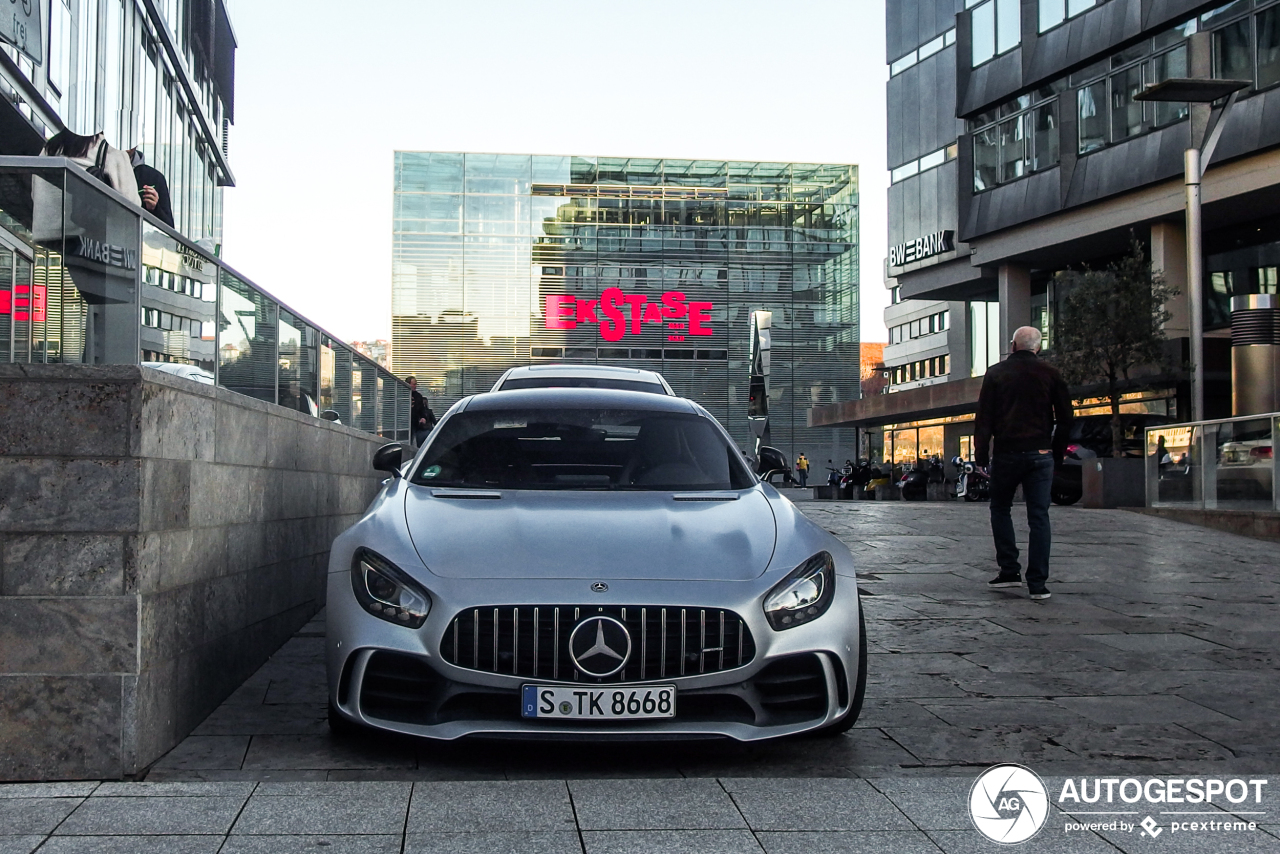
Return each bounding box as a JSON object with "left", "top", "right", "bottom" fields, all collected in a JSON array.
[
  {"left": 328, "top": 701, "right": 365, "bottom": 738},
  {"left": 963, "top": 489, "right": 982, "bottom": 502},
  {"left": 1051, "top": 485, "right": 1081, "bottom": 506},
  {"left": 813, "top": 597, "right": 868, "bottom": 737}
]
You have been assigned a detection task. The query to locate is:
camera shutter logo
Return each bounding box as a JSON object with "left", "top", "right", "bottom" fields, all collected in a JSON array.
[{"left": 969, "top": 764, "right": 1050, "bottom": 844}]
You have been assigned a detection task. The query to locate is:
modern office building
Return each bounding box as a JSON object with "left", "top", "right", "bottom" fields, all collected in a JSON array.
[
  {"left": 0, "top": 0, "right": 235, "bottom": 243},
  {"left": 813, "top": 0, "right": 1280, "bottom": 461},
  {"left": 391, "top": 152, "right": 861, "bottom": 461},
  {"left": 0, "top": 0, "right": 236, "bottom": 372}
]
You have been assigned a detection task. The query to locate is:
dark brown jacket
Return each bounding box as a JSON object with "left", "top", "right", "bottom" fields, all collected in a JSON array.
[{"left": 973, "top": 350, "right": 1073, "bottom": 466}]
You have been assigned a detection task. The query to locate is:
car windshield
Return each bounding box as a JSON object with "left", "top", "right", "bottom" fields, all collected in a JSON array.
[
  {"left": 411, "top": 408, "right": 755, "bottom": 490},
  {"left": 499, "top": 376, "right": 666, "bottom": 394}
]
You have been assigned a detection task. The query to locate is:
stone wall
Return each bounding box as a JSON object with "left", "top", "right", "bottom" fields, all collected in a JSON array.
[{"left": 0, "top": 365, "right": 390, "bottom": 781}]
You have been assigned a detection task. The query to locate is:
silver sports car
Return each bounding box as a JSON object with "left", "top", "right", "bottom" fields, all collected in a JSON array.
[{"left": 326, "top": 387, "right": 866, "bottom": 741}]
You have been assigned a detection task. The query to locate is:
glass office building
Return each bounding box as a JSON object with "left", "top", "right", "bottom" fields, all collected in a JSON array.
[
  {"left": 391, "top": 152, "right": 861, "bottom": 460},
  {"left": 0, "top": 0, "right": 234, "bottom": 245}
]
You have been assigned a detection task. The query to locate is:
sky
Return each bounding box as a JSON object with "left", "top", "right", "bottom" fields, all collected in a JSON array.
[{"left": 220, "top": 0, "right": 890, "bottom": 346}]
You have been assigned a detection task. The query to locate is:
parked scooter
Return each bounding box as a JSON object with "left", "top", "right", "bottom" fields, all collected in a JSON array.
[
  {"left": 838, "top": 460, "right": 857, "bottom": 499},
  {"left": 826, "top": 461, "right": 842, "bottom": 488},
  {"left": 897, "top": 461, "right": 929, "bottom": 501},
  {"left": 952, "top": 456, "right": 990, "bottom": 502}
]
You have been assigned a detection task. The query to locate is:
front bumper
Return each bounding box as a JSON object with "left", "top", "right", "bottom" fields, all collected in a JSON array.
[{"left": 327, "top": 577, "right": 862, "bottom": 741}]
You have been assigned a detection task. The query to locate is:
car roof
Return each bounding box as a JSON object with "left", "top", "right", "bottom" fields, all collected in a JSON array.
[{"left": 464, "top": 387, "right": 696, "bottom": 413}]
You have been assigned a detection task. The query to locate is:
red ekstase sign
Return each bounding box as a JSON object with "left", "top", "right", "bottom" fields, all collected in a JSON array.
[{"left": 545, "top": 288, "right": 712, "bottom": 342}]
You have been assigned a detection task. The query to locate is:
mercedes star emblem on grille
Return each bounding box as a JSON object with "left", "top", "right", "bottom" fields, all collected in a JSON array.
[
  {"left": 568, "top": 616, "right": 631, "bottom": 677},
  {"left": 590, "top": 582, "right": 608, "bottom": 593}
]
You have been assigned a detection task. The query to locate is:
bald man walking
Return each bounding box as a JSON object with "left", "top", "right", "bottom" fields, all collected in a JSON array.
[{"left": 973, "top": 326, "right": 1073, "bottom": 600}]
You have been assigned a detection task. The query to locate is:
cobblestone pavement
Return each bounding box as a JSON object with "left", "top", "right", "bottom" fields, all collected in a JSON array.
[{"left": 4, "top": 502, "right": 1278, "bottom": 852}]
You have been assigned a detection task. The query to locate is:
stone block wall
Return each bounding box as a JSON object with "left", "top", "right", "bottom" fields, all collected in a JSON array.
[{"left": 0, "top": 365, "right": 390, "bottom": 780}]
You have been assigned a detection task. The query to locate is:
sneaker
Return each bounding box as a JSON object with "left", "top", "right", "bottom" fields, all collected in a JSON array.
[
  {"left": 988, "top": 574, "right": 1022, "bottom": 589},
  {"left": 1028, "top": 586, "right": 1051, "bottom": 600}
]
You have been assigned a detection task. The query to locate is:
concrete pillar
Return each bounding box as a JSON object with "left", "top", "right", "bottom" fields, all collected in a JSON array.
[
  {"left": 1151, "top": 221, "right": 1189, "bottom": 338},
  {"left": 998, "top": 264, "right": 1031, "bottom": 357}
]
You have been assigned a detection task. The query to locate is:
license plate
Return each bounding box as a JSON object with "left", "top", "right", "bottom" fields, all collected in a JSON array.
[{"left": 521, "top": 685, "right": 676, "bottom": 719}]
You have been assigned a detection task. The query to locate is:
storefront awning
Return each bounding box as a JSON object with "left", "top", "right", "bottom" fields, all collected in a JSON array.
[{"left": 808, "top": 377, "right": 984, "bottom": 429}]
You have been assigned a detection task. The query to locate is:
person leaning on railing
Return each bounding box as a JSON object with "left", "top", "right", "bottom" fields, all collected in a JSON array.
[{"left": 40, "top": 130, "right": 138, "bottom": 198}]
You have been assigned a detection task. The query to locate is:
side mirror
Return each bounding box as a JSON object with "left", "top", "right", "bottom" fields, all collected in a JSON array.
[
  {"left": 373, "top": 443, "right": 404, "bottom": 478},
  {"left": 320, "top": 409, "right": 341, "bottom": 423}
]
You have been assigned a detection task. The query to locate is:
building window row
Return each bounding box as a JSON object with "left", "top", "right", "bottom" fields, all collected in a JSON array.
[
  {"left": 889, "top": 310, "right": 950, "bottom": 344},
  {"left": 144, "top": 266, "right": 206, "bottom": 300},
  {"left": 891, "top": 355, "right": 950, "bottom": 386},
  {"left": 1039, "top": 0, "right": 1107, "bottom": 34},
  {"left": 1075, "top": 25, "right": 1197, "bottom": 153},
  {"left": 890, "top": 28, "right": 956, "bottom": 76},
  {"left": 970, "top": 0, "right": 1021, "bottom": 67},
  {"left": 891, "top": 142, "right": 959, "bottom": 184},
  {"left": 972, "top": 88, "right": 1061, "bottom": 192},
  {"left": 141, "top": 306, "right": 202, "bottom": 337}
]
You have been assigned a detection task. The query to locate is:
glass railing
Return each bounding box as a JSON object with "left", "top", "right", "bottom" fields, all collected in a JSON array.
[
  {"left": 1145, "top": 414, "right": 1278, "bottom": 511},
  {"left": 0, "top": 157, "right": 409, "bottom": 440}
]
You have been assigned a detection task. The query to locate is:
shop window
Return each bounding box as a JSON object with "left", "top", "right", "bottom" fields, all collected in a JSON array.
[{"left": 1255, "top": 267, "right": 1279, "bottom": 294}]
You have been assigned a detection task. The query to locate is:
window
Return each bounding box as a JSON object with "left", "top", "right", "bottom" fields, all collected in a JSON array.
[
  {"left": 1039, "top": 0, "right": 1099, "bottom": 33},
  {"left": 890, "top": 28, "right": 957, "bottom": 77},
  {"left": 1077, "top": 81, "right": 1107, "bottom": 152},
  {"left": 890, "top": 142, "right": 958, "bottom": 184},
  {"left": 972, "top": 96, "right": 1058, "bottom": 192},
  {"left": 1255, "top": 267, "right": 1279, "bottom": 294},
  {"left": 1214, "top": 17, "right": 1252, "bottom": 82},
  {"left": 971, "top": 0, "right": 1019, "bottom": 67},
  {"left": 1259, "top": 7, "right": 1280, "bottom": 89},
  {"left": 1110, "top": 64, "right": 1147, "bottom": 141}
]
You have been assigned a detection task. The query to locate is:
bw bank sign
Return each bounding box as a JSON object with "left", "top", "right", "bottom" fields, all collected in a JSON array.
[
  {"left": 968, "top": 764, "right": 1269, "bottom": 845},
  {"left": 889, "top": 230, "right": 954, "bottom": 268}
]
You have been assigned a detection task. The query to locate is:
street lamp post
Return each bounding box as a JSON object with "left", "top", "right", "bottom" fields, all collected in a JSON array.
[{"left": 1136, "top": 78, "right": 1249, "bottom": 423}]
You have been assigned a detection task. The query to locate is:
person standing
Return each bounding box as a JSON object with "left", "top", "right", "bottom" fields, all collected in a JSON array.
[
  {"left": 129, "top": 148, "right": 174, "bottom": 228},
  {"left": 796, "top": 452, "right": 809, "bottom": 488},
  {"left": 974, "top": 326, "right": 1073, "bottom": 600},
  {"left": 408, "top": 377, "right": 434, "bottom": 447}
]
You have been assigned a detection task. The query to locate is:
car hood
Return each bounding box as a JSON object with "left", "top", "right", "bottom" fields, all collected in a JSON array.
[{"left": 403, "top": 487, "right": 777, "bottom": 581}]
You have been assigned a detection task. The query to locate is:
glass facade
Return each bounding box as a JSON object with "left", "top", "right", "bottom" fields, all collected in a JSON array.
[
  {"left": 392, "top": 153, "right": 860, "bottom": 460},
  {"left": 0, "top": 0, "right": 233, "bottom": 245}
]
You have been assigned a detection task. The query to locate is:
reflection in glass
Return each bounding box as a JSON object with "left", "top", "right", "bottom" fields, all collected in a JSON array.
[
  {"left": 1110, "top": 64, "right": 1147, "bottom": 141},
  {"left": 1258, "top": 8, "right": 1280, "bottom": 90},
  {"left": 1078, "top": 82, "right": 1107, "bottom": 152},
  {"left": 1213, "top": 18, "right": 1252, "bottom": 82},
  {"left": 218, "top": 272, "right": 277, "bottom": 403},
  {"left": 972, "top": 0, "right": 996, "bottom": 66}
]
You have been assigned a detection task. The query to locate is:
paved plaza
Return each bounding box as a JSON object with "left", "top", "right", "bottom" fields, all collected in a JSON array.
[{"left": 3, "top": 502, "right": 1279, "bottom": 852}]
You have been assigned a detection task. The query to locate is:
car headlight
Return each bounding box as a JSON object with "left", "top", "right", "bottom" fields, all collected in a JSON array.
[
  {"left": 350, "top": 549, "right": 431, "bottom": 629},
  {"left": 763, "top": 551, "right": 836, "bottom": 630}
]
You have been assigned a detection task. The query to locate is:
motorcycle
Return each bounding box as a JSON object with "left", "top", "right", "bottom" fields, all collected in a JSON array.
[
  {"left": 952, "top": 456, "right": 990, "bottom": 502},
  {"left": 897, "top": 462, "right": 929, "bottom": 501},
  {"left": 838, "top": 460, "right": 856, "bottom": 499}
]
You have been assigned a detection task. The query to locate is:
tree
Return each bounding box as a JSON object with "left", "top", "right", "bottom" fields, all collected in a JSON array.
[{"left": 1049, "top": 237, "right": 1180, "bottom": 459}]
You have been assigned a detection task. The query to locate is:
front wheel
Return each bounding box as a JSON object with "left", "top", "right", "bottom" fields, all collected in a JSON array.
[{"left": 812, "top": 597, "right": 867, "bottom": 737}]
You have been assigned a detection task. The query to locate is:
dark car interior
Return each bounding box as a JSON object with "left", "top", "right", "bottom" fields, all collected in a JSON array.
[{"left": 413, "top": 409, "right": 755, "bottom": 491}]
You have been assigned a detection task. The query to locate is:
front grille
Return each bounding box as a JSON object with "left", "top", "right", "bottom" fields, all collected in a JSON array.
[{"left": 440, "top": 605, "right": 757, "bottom": 683}]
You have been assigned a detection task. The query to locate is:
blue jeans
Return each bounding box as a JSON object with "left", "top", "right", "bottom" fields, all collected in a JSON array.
[
  {"left": 798, "top": 469, "right": 808, "bottom": 487},
  {"left": 989, "top": 451, "right": 1054, "bottom": 587}
]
